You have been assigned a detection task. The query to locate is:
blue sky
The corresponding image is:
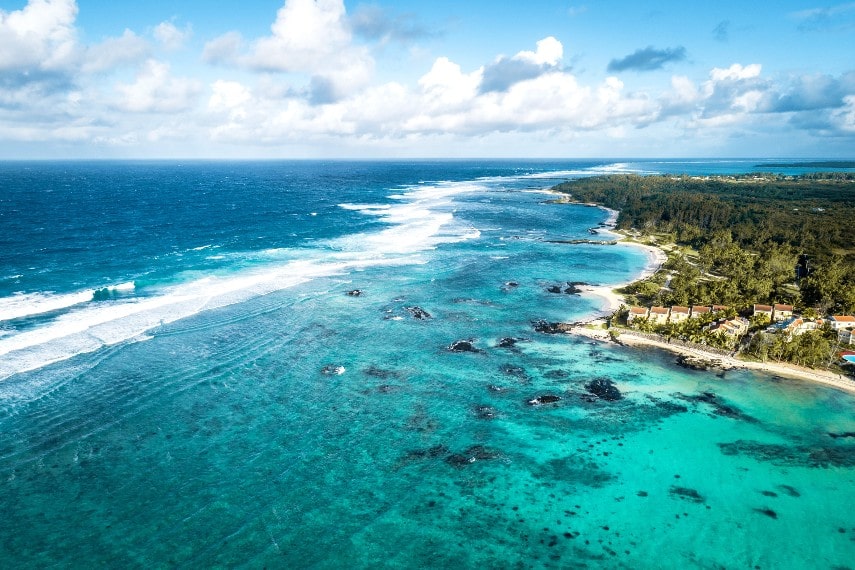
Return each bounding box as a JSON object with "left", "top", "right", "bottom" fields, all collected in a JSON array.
[{"left": 0, "top": 0, "right": 853, "bottom": 158}]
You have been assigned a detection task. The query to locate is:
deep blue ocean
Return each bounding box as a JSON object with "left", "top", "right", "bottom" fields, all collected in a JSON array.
[{"left": 0, "top": 159, "right": 853, "bottom": 568}]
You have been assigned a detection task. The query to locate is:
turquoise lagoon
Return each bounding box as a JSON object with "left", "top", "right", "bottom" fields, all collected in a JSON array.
[{"left": 0, "top": 160, "right": 853, "bottom": 568}]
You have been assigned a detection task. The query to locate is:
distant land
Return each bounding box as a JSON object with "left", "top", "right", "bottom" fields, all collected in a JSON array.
[{"left": 756, "top": 161, "right": 855, "bottom": 168}]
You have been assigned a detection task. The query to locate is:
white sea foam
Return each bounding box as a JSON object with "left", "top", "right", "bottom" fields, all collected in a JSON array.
[
  {"left": 0, "top": 178, "right": 487, "bottom": 379},
  {"left": 0, "top": 290, "right": 94, "bottom": 322}
]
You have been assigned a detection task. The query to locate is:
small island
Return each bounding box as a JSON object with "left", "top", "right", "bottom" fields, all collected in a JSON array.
[{"left": 550, "top": 172, "right": 855, "bottom": 391}]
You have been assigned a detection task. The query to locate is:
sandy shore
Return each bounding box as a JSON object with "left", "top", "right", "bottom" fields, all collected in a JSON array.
[
  {"left": 569, "top": 326, "right": 855, "bottom": 395},
  {"left": 574, "top": 205, "right": 668, "bottom": 316},
  {"left": 556, "top": 199, "right": 855, "bottom": 395}
]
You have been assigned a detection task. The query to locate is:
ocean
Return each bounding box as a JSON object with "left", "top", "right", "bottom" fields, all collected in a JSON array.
[{"left": 0, "top": 159, "right": 853, "bottom": 568}]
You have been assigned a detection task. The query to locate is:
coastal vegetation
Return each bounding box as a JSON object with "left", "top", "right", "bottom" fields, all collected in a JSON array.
[{"left": 553, "top": 173, "right": 855, "bottom": 370}]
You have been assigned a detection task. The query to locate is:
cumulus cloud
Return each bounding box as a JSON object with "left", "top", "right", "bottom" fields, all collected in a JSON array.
[
  {"left": 114, "top": 59, "right": 202, "bottom": 113},
  {"left": 479, "top": 36, "right": 563, "bottom": 93},
  {"left": 607, "top": 46, "right": 687, "bottom": 72},
  {"left": 204, "top": 0, "right": 373, "bottom": 102},
  {"left": 0, "top": 0, "right": 78, "bottom": 73},
  {"left": 82, "top": 29, "right": 149, "bottom": 73},
  {"left": 154, "top": 21, "right": 192, "bottom": 50}
]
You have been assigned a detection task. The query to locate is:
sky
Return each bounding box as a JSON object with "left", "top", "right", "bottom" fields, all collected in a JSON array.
[{"left": 0, "top": 0, "right": 854, "bottom": 159}]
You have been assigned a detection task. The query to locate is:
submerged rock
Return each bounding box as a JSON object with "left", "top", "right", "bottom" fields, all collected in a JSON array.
[
  {"left": 719, "top": 440, "right": 855, "bottom": 468},
  {"left": 527, "top": 395, "right": 561, "bottom": 406},
  {"left": 406, "top": 306, "right": 432, "bottom": 319},
  {"left": 828, "top": 431, "right": 855, "bottom": 439},
  {"left": 753, "top": 507, "right": 778, "bottom": 519},
  {"left": 445, "top": 445, "right": 502, "bottom": 467},
  {"left": 474, "top": 405, "right": 498, "bottom": 420},
  {"left": 320, "top": 364, "right": 346, "bottom": 376},
  {"left": 500, "top": 364, "right": 528, "bottom": 379},
  {"left": 677, "top": 392, "right": 757, "bottom": 423},
  {"left": 546, "top": 285, "right": 563, "bottom": 294},
  {"left": 346, "top": 289, "right": 363, "bottom": 297},
  {"left": 669, "top": 486, "right": 705, "bottom": 503},
  {"left": 403, "top": 444, "right": 451, "bottom": 462},
  {"left": 448, "top": 339, "right": 481, "bottom": 353},
  {"left": 585, "top": 378, "right": 623, "bottom": 401},
  {"left": 497, "top": 337, "right": 519, "bottom": 348}
]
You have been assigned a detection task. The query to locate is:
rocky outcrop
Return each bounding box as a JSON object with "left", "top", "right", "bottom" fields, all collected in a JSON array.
[
  {"left": 527, "top": 395, "right": 561, "bottom": 406},
  {"left": 406, "top": 306, "right": 432, "bottom": 319},
  {"left": 532, "top": 320, "right": 574, "bottom": 334},
  {"left": 585, "top": 377, "right": 622, "bottom": 401},
  {"left": 448, "top": 339, "right": 482, "bottom": 353}
]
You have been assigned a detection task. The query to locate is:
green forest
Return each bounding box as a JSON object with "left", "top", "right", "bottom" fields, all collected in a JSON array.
[{"left": 552, "top": 173, "right": 855, "bottom": 314}]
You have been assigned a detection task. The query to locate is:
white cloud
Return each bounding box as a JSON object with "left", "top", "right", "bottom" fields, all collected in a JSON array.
[
  {"left": 154, "top": 21, "right": 192, "bottom": 50},
  {"left": 0, "top": 0, "right": 78, "bottom": 72},
  {"left": 204, "top": 0, "right": 374, "bottom": 100},
  {"left": 514, "top": 36, "right": 563, "bottom": 66},
  {"left": 709, "top": 63, "right": 762, "bottom": 82},
  {"left": 114, "top": 59, "right": 202, "bottom": 113},
  {"left": 82, "top": 29, "right": 149, "bottom": 73}
]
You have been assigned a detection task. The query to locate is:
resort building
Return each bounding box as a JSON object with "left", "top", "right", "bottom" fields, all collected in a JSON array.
[
  {"left": 669, "top": 306, "right": 690, "bottom": 323},
  {"left": 772, "top": 304, "right": 794, "bottom": 322},
  {"left": 829, "top": 315, "right": 855, "bottom": 331},
  {"left": 626, "top": 306, "right": 649, "bottom": 323},
  {"left": 649, "top": 306, "right": 670, "bottom": 325},
  {"left": 753, "top": 304, "right": 773, "bottom": 320},
  {"left": 838, "top": 329, "right": 855, "bottom": 345},
  {"left": 689, "top": 306, "right": 711, "bottom": 318},
  {"left": 771, "top": 317, "right": 818, "bottom": 338},
  {"left": 705, "top": 317, "right": 749, "bottom": 337}
]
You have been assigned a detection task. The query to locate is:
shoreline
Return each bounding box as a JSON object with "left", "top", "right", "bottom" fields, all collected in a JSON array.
[
  {"left": 569, "top": 326, "right": 855, "bottom": 395},
  {"left": 557, "top": 198, "right": 855, "bottom": 395}
]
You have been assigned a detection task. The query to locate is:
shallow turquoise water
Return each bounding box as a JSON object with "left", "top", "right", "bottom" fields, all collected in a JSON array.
[{"left": 0, "top": 161, "right": 853, "bottom": 568}]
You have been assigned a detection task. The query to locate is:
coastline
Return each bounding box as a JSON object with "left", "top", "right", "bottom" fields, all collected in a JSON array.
[
  {"left": 560, "top": 199, "right": 855, "bottom": 395},
  {"left": 574, "top": 205, "right": 667, "bottom": 316}
]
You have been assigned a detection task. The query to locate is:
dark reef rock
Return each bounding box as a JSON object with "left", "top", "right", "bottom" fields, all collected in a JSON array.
[
  {"left": 669, "top": 486, "right": 705, "bottom": 503},
  {"left": 543, "top": 369, "right": 569, "bottom": 379},
  {"left": 677, "top": 392, "right": 757, "bottom": 423},
  {"left": 828, "top": 431, "right": 855, "bottom": 439},
  {"left": 753, "top": 507, "right": 778, "bottom": 519},
  {"left": 403, "top": 444, "right": 451, "bottom": 463},
  {"left": 363, "top": 366, "right": 401, "bottom": 379},
  {"left": 320, "top": 364, "right": 345, "bottom": 375},
  {"left": 346, "top": 289, "right": 363, "bottom": 296},
  {"left": 474, "top": 405, "right": 498, "bottom": 420},
  {"left": 448, "top": 339, "right": 482, "bottom": 353},
  {"left": 719, "top": 440, "right": 855, "bottom": 468},
  {"left": 505, "top": 281, "right": 519, "bottom": 288},
  {"left": 500, "top": 364, "right": 528, "bottom": 379},
  {"left": 585, "top": 378, "right": 623, "bottom": 401},
  {"left": 406, "top": 306, "right": 432, "bottom": 320},
  {"left": 445, "top": 445, "right": 502, "bottom": 467},
  {"left": 776, "top": 484, "right": 801, "bottom": 497},
  {"left": 498, "top": 337, "right": 520, "bottom": 348},
  {"left": 547, "top": 285, "right": 563, "bottom": 294},
  {"left": 527, "top": 395, "right": 561, "bottom": 406},
  {"left": 532, "top": 320, "right": 574, "bottom": 334}
]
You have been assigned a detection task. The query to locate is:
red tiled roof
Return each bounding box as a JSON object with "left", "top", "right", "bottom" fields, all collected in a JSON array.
[
  {"left": 832, "top": 315, "right": 855, "bottom": 322},
  {"left": 691, "top": 306, "right": 710, "bottom": 313},
  {"left": 650, "top": 306, "right": 669, "bottom": 314},
  {"left": 773, "top": 304, "right": 794, "bottom": 311},
  {"left": 629, "top": 306, "right": 648, "bottom": 314},
  {"left": 753, "top": 304, "right": 773, "bottom": 312},
  {"left": 671, "top": 306, "right": 689, "bottom": 314}
]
